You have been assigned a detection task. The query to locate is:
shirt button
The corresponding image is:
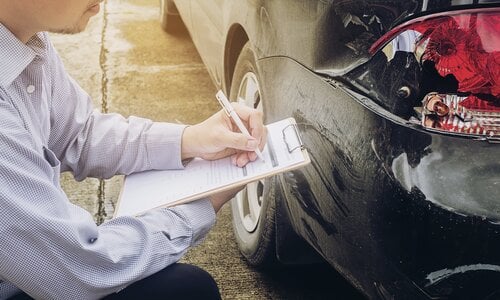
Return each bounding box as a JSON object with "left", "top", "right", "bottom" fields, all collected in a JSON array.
[{"left": 27, "top": 85, "right": 35, "bottom": 94}]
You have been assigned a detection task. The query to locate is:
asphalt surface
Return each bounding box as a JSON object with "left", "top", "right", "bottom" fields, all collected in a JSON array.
[{"left": 52, "top": 0, "right": 365, "bottom": 299}]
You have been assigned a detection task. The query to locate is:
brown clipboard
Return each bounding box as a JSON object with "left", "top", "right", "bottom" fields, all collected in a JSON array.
[{"left": 114, "top": 117, "right": 310, "bottom": 218}]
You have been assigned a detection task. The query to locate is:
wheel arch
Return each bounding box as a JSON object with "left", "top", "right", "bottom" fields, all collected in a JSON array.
[{"left": 223, "top": 24, "right": 249, "bottom": 95}]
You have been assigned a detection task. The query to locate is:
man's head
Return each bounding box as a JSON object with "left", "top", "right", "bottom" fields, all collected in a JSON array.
[{"left": 0, "top": 0, "right": 102, "bottom": 43}]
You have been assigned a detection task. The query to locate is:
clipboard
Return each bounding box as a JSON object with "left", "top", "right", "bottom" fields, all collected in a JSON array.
[{"left": 114, "top": 117, "right": 310, "bottom": 217}]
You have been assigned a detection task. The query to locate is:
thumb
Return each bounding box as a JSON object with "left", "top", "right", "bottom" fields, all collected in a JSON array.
[{"left": 220, "top": 131, "right": 259, "bottom": 151}]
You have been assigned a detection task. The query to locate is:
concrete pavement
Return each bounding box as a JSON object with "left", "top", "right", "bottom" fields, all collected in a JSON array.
[{"left": 51, "top": 0, "right": 363, "bottom": 299}]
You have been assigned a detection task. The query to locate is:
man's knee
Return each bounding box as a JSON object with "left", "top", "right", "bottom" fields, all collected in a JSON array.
[
  {"left": 168, "top": 263, "right": 220, "bottom": 298},
  {"left": 104, "top": 263, "right": 221, "bottom": 299}
]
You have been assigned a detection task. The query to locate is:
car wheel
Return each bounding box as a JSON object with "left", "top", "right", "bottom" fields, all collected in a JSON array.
[
  {"left": 230, "top": 42, "right": 277, "bottom": 267},
  {"left": 159, "top": 0, "right": 184, "bottom": 34}
]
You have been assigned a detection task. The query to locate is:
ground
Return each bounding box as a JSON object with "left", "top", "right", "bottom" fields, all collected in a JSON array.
[{"left": 51, "top": 0, "right": 364, "bottom": 299}]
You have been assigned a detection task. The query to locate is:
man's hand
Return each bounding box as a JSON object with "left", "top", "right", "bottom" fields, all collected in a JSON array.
[
  {"left": 181, "top": 102, "right": 267, "bottom": 167},
  {"left": 209, "top": 185, "right": 245, "bottom": 213}
]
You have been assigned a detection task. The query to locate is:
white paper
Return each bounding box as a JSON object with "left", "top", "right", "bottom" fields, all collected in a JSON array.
[{"left": 115, "top": 118, "right": 308, "bottom": 217}]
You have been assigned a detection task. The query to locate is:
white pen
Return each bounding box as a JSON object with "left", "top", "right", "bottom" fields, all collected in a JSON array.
[{"left": 216, "top": 90, "right": 265, "bottom": 162}]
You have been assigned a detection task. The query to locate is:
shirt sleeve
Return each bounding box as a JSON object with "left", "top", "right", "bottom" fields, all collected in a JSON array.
[
  {"left": 46, "top": 39, "right": 184, "bottom": 180},
  {"left": 0, "top": 94, "right": 216, "bottom": 299}
]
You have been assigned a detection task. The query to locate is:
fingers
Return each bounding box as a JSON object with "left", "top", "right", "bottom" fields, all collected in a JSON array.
[
  {"left": 231, "top": 152, "right": 253, "bottom": 167},
  {"left": 223, "top": 103, "right": 266, "bottom": 167},
  {"left": 220, "top": 130, "right": 260, "bottom": 152},
  {"left": 254, "top": 125, "right": 267, "bottom": 153},
  {"left": 231, "top": 103, "right": 265, "bottom": 141},
  {"left": 193, "top": 101, "right": 266, "bottom": 164}
]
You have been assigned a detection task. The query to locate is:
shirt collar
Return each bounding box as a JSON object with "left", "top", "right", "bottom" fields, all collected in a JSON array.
[{"left": 0, "top": 23, "right": 48, "bottom": 88}]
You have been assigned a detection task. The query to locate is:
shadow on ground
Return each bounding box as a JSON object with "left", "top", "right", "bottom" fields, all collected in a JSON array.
[{"left": 252, "top": 263, "right": 365, "bottom": 300}]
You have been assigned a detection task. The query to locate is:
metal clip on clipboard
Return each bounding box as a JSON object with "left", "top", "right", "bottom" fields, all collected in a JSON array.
[{"left": 282, "top": 123, "right": 304, "bottom": 153}]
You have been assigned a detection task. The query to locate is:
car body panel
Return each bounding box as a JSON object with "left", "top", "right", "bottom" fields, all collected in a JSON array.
[
  {"left": 258, "top": 55, "right": 500, "bottom": 298},
  {"left": 172, "top": 0, "right": 500, "bottom": 298},
  {"left": 190, "top": 0, "right": 225, "bottom": 86}
]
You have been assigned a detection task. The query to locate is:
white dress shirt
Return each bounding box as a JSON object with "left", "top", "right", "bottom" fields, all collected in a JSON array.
[{"left": 0, "top": 23, "right": 215, "bottom": 299}]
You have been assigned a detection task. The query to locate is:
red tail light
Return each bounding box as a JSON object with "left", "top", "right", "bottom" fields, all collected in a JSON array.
[{"left": 370, "top": 8, "right": 500, "bottom": 138}]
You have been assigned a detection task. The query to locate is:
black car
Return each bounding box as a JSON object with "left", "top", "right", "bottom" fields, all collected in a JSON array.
[{"left": 159, "top": 1, "right": 500, "bottom": 299}]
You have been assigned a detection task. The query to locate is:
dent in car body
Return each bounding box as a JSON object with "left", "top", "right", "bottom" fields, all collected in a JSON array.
[
  {"left": 258, "top": 54, "right": 500, "bottom": 298},
  {"left": 259, "top": 56, "right": 414, "bottom": 298}
]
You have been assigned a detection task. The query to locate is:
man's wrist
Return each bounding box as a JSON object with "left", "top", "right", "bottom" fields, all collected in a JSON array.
[
  {"left": 181, "top": 125, "right": 199, "bottom": 160},
  {"left": 209, "top": 195, "right": 224, "bottom": 213}
]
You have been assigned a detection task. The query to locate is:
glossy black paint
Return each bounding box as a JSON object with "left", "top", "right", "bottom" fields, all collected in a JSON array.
[
  {"left": 260, "top": 56, "right": 500, "bottom": 299},
  {"left": 259, "top": 57, "right": 428, "bottom": 298},
  {"left": 172, "top": 0, "right": 500, "bottom": 298}
]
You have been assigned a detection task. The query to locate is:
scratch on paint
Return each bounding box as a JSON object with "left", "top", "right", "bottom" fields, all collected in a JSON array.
[{"left": 426, "top": 264, "right": 500, "bottom": 286}]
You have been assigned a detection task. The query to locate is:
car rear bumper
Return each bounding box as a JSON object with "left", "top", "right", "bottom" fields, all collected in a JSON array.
[{"left": 258, "top": 55, "right": 500, "bottom": 299}]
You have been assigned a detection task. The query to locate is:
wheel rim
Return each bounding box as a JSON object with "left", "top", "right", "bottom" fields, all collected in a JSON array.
[{"left": 234, "top": 72, "right": 264, "bottom": 233}]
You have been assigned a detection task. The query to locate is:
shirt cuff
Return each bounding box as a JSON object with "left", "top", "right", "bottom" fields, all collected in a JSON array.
[
  {"left": 168, "top": 198, "right": 216, "bottom": 246},
  {"left": 146, "top": 122, "right": 187, "bottom": 170}
]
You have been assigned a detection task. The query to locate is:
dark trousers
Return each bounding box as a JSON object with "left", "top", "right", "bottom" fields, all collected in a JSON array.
[{"left": 11, "top": 263, "right": 221, "bottom": 300}]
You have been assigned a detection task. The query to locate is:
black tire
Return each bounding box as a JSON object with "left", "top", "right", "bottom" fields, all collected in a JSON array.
[
  {"left": 230, "top": 42, "right": 278, "bottom": 268},
  {"left": 159, "top": 0, "right": 185, "bottom": 34}
]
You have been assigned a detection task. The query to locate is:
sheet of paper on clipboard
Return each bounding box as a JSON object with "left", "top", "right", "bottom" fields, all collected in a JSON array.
[{"left": 114, "top": 118, "right": 310, "bottom": 218}]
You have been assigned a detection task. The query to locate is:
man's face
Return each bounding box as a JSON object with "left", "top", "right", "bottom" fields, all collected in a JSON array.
[{"left": 30, "top": 0, "right": 102, "bottom": 34}]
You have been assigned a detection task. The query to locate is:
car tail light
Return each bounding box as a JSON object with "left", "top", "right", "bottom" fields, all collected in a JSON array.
[
  {"left": 352, "top": 8, "right": 500, "bottom": 139},
  {"left": 419, "top": 93, "right": 499, "bottom": 137}
]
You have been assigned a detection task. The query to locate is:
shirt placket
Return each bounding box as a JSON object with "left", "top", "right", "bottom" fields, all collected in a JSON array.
[{"left": 25, "top": 55, "right": 51, "bottom": 148}]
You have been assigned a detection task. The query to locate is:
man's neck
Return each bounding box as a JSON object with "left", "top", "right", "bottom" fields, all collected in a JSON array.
[{"left": 0, "top": 4, "right": 37, "bottom": 43}]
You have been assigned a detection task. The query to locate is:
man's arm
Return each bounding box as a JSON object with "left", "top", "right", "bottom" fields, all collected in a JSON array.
[
  {"left": 0, "top": 98, "right": 215, "bottom": 299},
  {"left": 46, "top": 37, "right": 186, "bottom": 179}
]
